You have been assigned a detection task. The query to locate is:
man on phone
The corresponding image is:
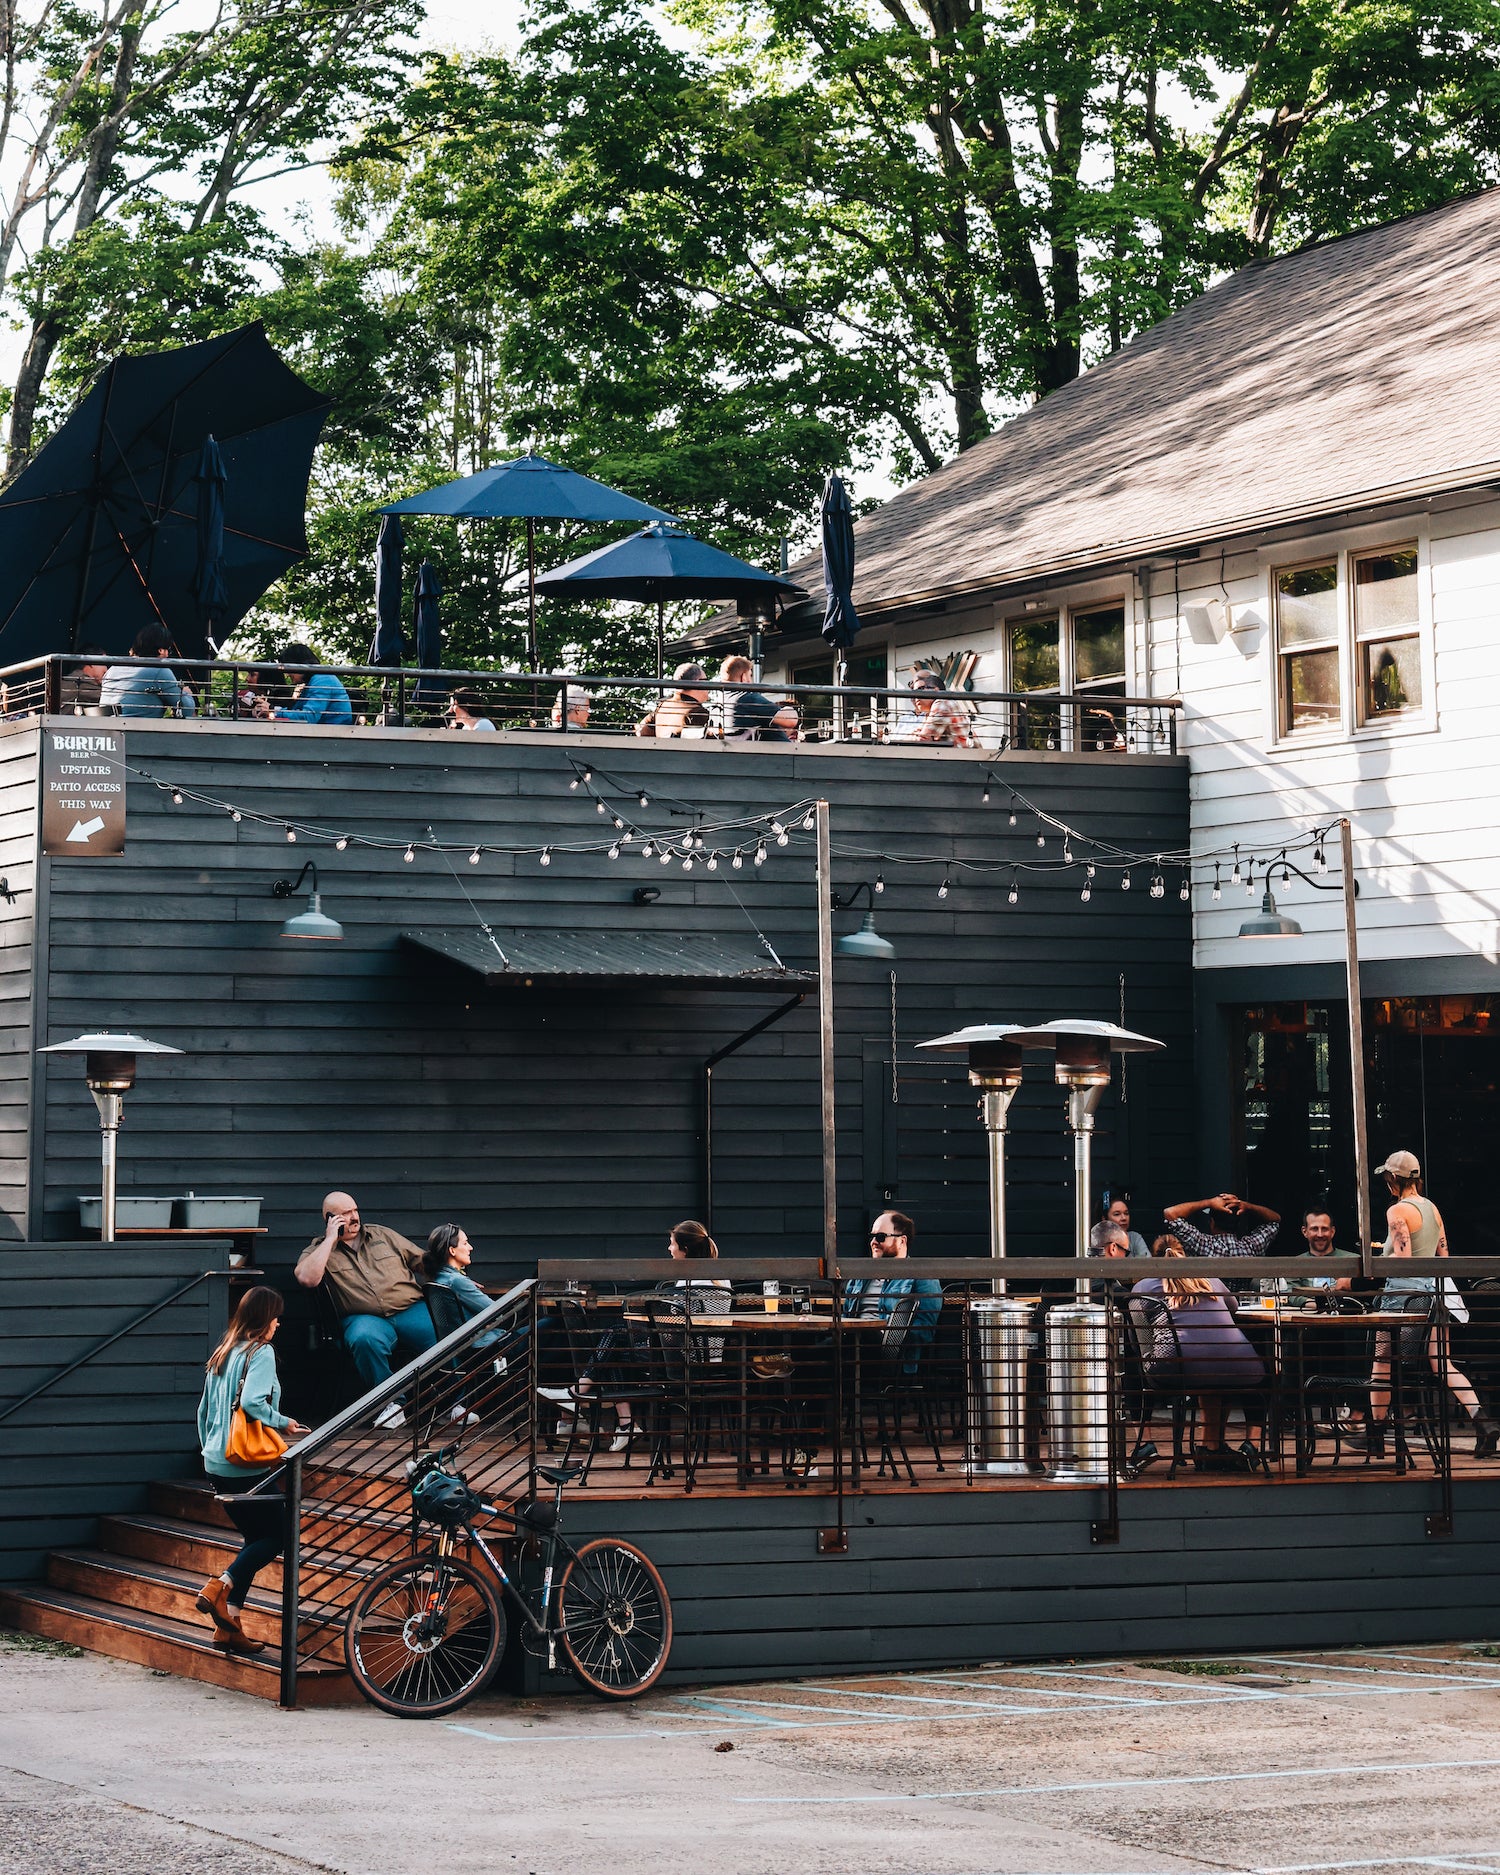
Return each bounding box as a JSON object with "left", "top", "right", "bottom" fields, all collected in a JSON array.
[{"left": 295, "top": 1192, "right": 435, "bottom": 1426}]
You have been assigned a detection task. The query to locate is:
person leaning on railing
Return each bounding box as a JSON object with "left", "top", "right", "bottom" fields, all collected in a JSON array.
[
  {"left": 636, "top": 663, "right": 713, "bottom": 738},
  {"left": 99, "top": 624, "right": 197, "bottom": 718},
  {"left": 195, "top": 1285, "right": 310, "bottom": 1655},
  {"left": 253, "top": 644, "right": 352, "bottom": 724},
  {"left": 294, "top": 1191, "right": 436, "bottom": 1428}
]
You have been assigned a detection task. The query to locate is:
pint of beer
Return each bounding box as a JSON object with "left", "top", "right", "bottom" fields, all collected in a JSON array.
[{"left": 763, "top": 1280, "right": 780, "bottom": 1315}]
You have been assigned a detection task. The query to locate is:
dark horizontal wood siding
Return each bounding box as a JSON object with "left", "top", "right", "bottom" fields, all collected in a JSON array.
[
  {"left": 565, "top": 1477, "right": 1500, "bottom": 1683},
  {"left": 0, "top": 732, "right": 39, "bottom": 1238},
  {"left": 15, "top": 720, "right": 1190, "bottom": 1403},
  {"left": 0, "top": 1243, "right": 229, "bottom": 1582}
]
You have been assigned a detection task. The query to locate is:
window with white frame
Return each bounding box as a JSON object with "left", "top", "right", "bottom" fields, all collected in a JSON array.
[
  {"left": 1005, "top": 604, "right": 1126, "bottom": 748},
  {"left": 1354, "top": 546, "right": 1421, "bottom": 722},
  {"left": 1274, "top": 560, "right": 1340, "bottom": 736}
]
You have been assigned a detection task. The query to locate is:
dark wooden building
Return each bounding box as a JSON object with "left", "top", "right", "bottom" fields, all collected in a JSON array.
[{"left": 0, "top": 718, "right": 1190, "bottom": 1395}]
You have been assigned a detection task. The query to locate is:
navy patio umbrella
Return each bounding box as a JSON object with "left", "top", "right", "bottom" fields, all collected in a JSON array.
[
  {"left": 0, "top": 323, "right": 330, "bottom": 661},
  {"left": 412, "top": 559, "right": 443, "bottom": 705},
  {"left": 820, "top": 472, "right": 861, "bottom": 661},
  {"left": 536, "top": 521, "right": 802, "bottom": 678},
  {"left": 370, "top": 514, "right": 405, "bottom": 666},
  {"left": 380, "top": 451, "right": 676, "bottom": 672}
]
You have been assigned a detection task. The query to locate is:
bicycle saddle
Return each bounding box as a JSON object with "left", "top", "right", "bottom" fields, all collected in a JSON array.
[{"left": 538, "top": 1465, "right": 583, "bottom": 1486}]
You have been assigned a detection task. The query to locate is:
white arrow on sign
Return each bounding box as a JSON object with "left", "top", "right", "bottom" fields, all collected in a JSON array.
[{"left": 66, "top": 816, "right": 105, "bottom": 843}]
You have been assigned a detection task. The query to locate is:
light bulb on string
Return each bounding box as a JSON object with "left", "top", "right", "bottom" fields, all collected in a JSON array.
[
  {"left": 641, "top": 840, "right": 655, "bottom": 859},
  {"left": 1007, "top": 875, "right": 1019, "bottom": 906},
  {"left": 1121, "top": 870, "right": 1131, "bottom": 891},
  {"left": 1280, "top": 856, "right": 1291, "bottom": 886},
  {"left": 874, "top": 871, "right": 885, "bottom": 894},
  {"left": 171, "top": 789, "right": 183, "bottom": 805},
  {"left": 1081, "top": 881, "right": 1092, "bottom": 903},
  {"left": 637, "top": 790, "right": 649, "bottom": 809},
  {"left": 1212, "top": 864, "right": 1222, "bottom": 902},
  {"left": 1036, "top": 830, "right": 1045, "bottom": 848},
  {"left": 659, "top": 848, "right": 673, "bottom": 866},
  {"left": 1179, "top": 875, "right": 1190, "bottom": 901},
  {"left": 801, "top": 809, "right": 815, "bottom": 831},
  {"left": 1231, "top": 847, "right": 1242, "bottom": 886},
  {"left": 1063, "top": 840, "right": 1072, "bottom": 865},
  {"left": 469, "top": 847, "right": 482, "bottom": 866},
  {"left": 285, "top": 827, "right": 297, "bottom": 843},
  {"left": 612, "top": 816, "right": 624, "bottom": 831},
  {"left": 403, "top": 844, "right": 416, "bottom": 863},
  {"left": 231, "top": 810, "right": 242, "bottom": 823},
  {"left": 776, "top": 829, "right": 789, "bottom": 846},
  {"left": 770, "top": 819, "right": 785, "bottom": 838},
  {"left": 981, "top": 778, "right": 991, "bottom": 805},
  {"left": 937, "top": 874, "right": 950, "bottom": 900},
  {"left": 1150, "top": 873, "right": 1165, "bottom": 899},
  {"left": 568, "top": 776, "right": 581, "bottom": 792},
  {"left": 596, "top": 799, "right": 607, "bottom": 815},
  {"left": 1315, "top": 840, "right": 1328, "bottom": 874},
  {"left": 621, "top": 830, "right": 634, "bottom": 845},
  {"left": 538, "top": 847, "right": 551, "bottom": 867},
  {"left": 1086, "top": 862, "right": 1096, "bottom": 881},
  {"left": 706, "top": 854, "right": 718, "bottom": 871},
  {"left": 731, "top": 852, "right": 744, "bottom": 870},
  {"left": 1245, "top": 862, "right": 1256, "bottom": 897},
  {"left": 683, "top": 856, "right": 694, "bottom": 871},
  {"left": 1008, "top": 808, "right": 1018, "bottom": 828},
  {"left": 754, "top": 842, "right": 767, "bottom": 867},
  {"left": 607, "top": 842, "right": 621, "bottom": 860},
  {"left": 335, "top": 835, "right": 348, "bottom": 851}
]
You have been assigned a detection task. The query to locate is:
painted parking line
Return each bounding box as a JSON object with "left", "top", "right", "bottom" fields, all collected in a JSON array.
[
  {"left": 1257, "top": 1855, "right": 1500, "bottom": 1873},
  {"left": 1245, "top": 1654, "right": 1500, "bottom": 1688},
  {"left": 734, "top": 1755, "right": 1500, "bottom": 1805}
]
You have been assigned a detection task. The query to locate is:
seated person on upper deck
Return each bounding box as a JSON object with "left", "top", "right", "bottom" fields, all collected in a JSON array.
[
  {"left": 421, "top": 1223, "right": 516, "bottom": 1351},
  {"left": 842, "top": 1210, "right": 942, "bottom": 1375},
  {"left": 636, "top": 664, "right": 713, "bottom": 738},
  {"left": 1135, "top": 1235, "right": 1266, "bottom": 1472},
  {"left": 295, "top": 1191, "right": 435, "bottom": 1426},
  {"left": 550, "top": 689, "right": 593, "bottom": 732},
  {"left": 889, "top": 672, "right": 973, "bottom": 747},
  {"left": 447, "top": 689, "right": 496, "bottom": 732},
  {"left": 1088, "top": 1220, "right": 1134, "bottom": 1291},
  {"left": 1283, "top": 1206, "right": 1354, "bottom": 1297},
  {"left": 717, "top": 656, "right": 798, "bottom": 742},
  {"left": 100, "top": 624, "right": 197, "bottom": 718},
  {"left": 59, "top": 645, "right": 108, "bottom": 712},
  {"left": 257, "top": 644, "right": 353, "bottom": 724}
]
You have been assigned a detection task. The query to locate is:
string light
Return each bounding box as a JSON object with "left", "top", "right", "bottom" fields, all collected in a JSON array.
[
  {"left": 1086, "top": 862, "right": 1096, "bottom": 881},
  {"left": 595, "top": 798, "right": 607, "bottom": 815},
  {"left": 335, "top": 835, "right": 349, "bottom": 851},
  {"left": 607, "top": 841, "right": 621, "bottom": 860},
  {"left": 1150, "top": 872, "right": 1165, "bottom": 899},
  {"left": 683, "top": 855, "right": 694, "bottom": 871},
  {"left": 637, "top": 790, "right": 649, "bottom": 808},
  {"left": 937, "top": 873, "right": 950, "bottom": 900},
  {"left": 1036, "top": 830, "right": 1045, "bottom": 848},
  {"left": 469, "top": 847, "right": 482, "bottom": 865},
  {"left": 171, "top": 789, "right": 183, "bottom": 805},
  {"left": 1245, "top": 861, "right": 1256, "bottom": 896},
  {"left": 641, "top": 840, "right": 656, "bottom": 858},
  {"left": 1008, "top": 807, "right": 1018, "bottom": 828},
  {"left": 659, "top": 848, "right": 673, "bottom": 865},
  {"left": 776, "top": 828, "right": 789, "bottom": 846},
  {"left": 1315, "top": 840, "right": 1328, "bottom": 874},
  {"left": 801, "top": 809, "right": 815, "bottom": 831},
  {"left": 770, "top": 819, "right": 785, "bottom": 838},
  {"left": 1081, "top": 880, "right": 1091, "bottom": 902},
  {"left": 874, "top": 871, "right": 885, "bottom": 894},
  {"left": 1231, "top": 846, "right": 1242, "bottom": 886},
  {"left": 404, "top": 843, "right": 416, "bottom": 863},
  {"left": 1212, "top": 864, "right": 1221, "bottom": 902},
  {"left": 285, "top": 827, "right": 297, "bottom": 843},
  {"left": 582, "top": 767, "right": 593, "bottom": 784},
  {"left": 568, "top": 776, "right": 581, "bottom": 791},
  {"left": 706, "top": 854, "right": 718, "bottom": 870},
  {"left": 1063, "top": 839, "right": 1073, "bottom": 865},
  {"left": 981, "top": 776, "right": 992, "bottom": 805},
  {"left": 1121, "top": 871, "right": 1131, "bottom": 891},
  {"left": 754, "top": 842, "right": 767, "bottom": 866},
  {"left": 621, "top": 830, "right": 634, "bottom": 844},
  {"left": 1007, "top": 875, "right": 1019, "bottom": 906},
  {"left": 612, "top": 816, "right": 624, "bottom": 830},
  {"left": 538, "top": 847, "right": 551, "bottom": 867},
  {"left": 1179, "top": 875, "right": 1190, "bottom": 901},
  {"left": 731, "top": 852, "right": 744, "bottom": 869},
  {"left": 231, "top": 810, "right": 241, "bottom": 823}
]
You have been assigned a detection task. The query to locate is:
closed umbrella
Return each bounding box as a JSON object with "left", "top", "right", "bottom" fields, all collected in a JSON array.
[
  {"left": 820, "top": 473, "right": 861, "bottom": 733},
  {"left": 536, "top": 521, "right": 801, "bottom": 678},
  {"left": 412, "top": 559, "right": 443, "bottom": 706},
  {"left": 370, "top": 514, "right": 405, "bottom": 666},
  {"left": 381, "top": 452, "right": 675, "bottom": 672},
  {"left": 193, "top": 434, "right": 228, "bottom": 650},
  {"left": 0, "top": 323, "right": 329, "bottom": 659}
]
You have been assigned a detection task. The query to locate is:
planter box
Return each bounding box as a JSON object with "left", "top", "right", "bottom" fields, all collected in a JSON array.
[
  {"left": 78, "top": 1196, "right": 174, "bottom": 1230},
  {"left": 174, "top": 1195, "right": 262, "bottom": 1229}
]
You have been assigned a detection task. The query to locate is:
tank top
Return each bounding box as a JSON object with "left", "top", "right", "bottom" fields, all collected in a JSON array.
[{"left": 1382, "top": 1192, "right": 1441, "bottom": 1292}]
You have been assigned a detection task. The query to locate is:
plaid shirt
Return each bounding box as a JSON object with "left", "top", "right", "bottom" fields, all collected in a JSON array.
[{"left": 1170, "top": 1216, "right": 1279, "bottom": 1259}]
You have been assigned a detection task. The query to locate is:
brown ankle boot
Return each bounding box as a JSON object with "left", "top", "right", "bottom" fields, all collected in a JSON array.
[
  {"left": 195, "top": 1574, "right": 233, "bottom": 1628},
  {"left": 210, "top": 1607, "right": 266, "bottom": 1655}
]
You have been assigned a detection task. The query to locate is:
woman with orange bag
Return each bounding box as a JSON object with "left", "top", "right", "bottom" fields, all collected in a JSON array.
[{"left": 195, "top": 1287, "right": 310, "bottom": 1654}]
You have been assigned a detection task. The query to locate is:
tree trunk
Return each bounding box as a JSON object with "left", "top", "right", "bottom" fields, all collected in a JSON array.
[{"left": 7, "top": 315, "right": 59, "bottom": 474}]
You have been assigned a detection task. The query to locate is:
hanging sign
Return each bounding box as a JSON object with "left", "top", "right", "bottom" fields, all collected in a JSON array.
[{"left": 41, "top": 725, "right": 126, "bottom": 856}]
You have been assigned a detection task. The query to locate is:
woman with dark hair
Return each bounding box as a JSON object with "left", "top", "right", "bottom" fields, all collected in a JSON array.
[
  {"left": 422, "top": 1224, "right": 507, "bottom": 1351},
  {"left": 261, "top": 642, "right": 352, "bottom": 724},
  {"left": 99, "top": 623, "right": 196, "bottom": 719},
  {"left": 1135, "top": 1236, "right": 1265, "bottom": 1469},
  {"left": 195, "top": 1286, "right": 309, "bottom": 1653},
  {"left": 665, "top": 1220, "right": 732, "bottom": 1363}
]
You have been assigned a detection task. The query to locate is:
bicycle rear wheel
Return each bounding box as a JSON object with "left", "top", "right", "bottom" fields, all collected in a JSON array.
[
  {"left": 345, "top": 1551, "right": 505, "bottom": 1718},
  {"left": 558, "top": 1538, "right": 672, "bottom": 1698}
]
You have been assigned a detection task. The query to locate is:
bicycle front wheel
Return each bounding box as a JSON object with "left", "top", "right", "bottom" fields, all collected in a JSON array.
[
  {"left": 558, "top": 1538, "right": 672, "bottom": 1698},
  {"left": 345, "top": 1552, "right": 506, "bottom": 1718}
]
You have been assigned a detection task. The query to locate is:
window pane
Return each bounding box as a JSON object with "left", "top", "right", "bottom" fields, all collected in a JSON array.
[
  {"left": 1362, "top": 636, "right": 1422, "bottom": 717},
  {"left": 1355, "top": 550, "right": 1418, "bottom": 638},
  {"left": 1276, "top": 564, "right": 1338, "bottom": 647},
  {"left": 1284, "top": 647, "right": 1340, "bottom": 732},
  {"left": 1073, "top": 605, "right": 1125, "bottom": 685},
  {"left": 1008, "top": 617, "right": 1059, "bottom": 691}
]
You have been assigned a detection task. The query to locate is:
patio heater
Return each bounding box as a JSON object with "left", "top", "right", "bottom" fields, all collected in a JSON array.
[
  {"left": 916, "top": 1023, "right": 1032, "bottom": 1473},
  {"left": 1006, "top": 1019, "right": 1164, "bottom": 1484},
  {"left": 39, "top": 1032, "right": 183, "bottom": 1241}
]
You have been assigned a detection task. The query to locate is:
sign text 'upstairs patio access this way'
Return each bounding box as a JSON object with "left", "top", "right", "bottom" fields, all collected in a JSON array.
[{"left": 41, "top": 726, "right": 125, "bottom": 856}]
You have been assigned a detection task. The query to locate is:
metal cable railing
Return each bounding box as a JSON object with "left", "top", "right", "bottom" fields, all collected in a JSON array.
[{"left": 5, "top": 653, "right": 1184, "bottom": 753}]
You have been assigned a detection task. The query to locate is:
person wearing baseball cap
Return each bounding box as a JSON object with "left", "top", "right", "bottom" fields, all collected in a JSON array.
[{"left": 1361, "top": 1150, "right": 1498, "bottom": 1460}]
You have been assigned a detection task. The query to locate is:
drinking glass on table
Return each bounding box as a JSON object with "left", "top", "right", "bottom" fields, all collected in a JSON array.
[{"left": 763, "top": 1280, "right": 780, "bottom": 1315}]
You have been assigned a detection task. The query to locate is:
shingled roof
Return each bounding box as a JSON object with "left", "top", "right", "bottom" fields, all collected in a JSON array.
[{"left": 787, "top": 189, "right": 1500, "bottom": 620}]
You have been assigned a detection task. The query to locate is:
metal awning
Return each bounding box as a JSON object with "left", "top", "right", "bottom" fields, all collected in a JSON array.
[{"left": 401, "top": 928, "right": 814, "bottom": 992}]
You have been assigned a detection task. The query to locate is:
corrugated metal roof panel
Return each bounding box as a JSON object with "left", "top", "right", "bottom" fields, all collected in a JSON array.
[{"left": 401, "top": 927, "right": 814, "bottom": 992}]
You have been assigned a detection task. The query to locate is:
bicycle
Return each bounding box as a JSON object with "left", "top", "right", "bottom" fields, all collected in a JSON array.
[{"left": 343, "top": 1450, "right": 673, "bottom": 1718}]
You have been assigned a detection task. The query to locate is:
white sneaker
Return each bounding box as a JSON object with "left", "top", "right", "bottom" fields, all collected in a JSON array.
[
  {"left": 537, "top": 1385, "right": 574, "bottom": 1403},
  {"left": 610, "top": 1427, "right": 634, "bottom": 1453},
  {"left": 373, "top": 1401, "right": 406, "bottom": 1430},
  {"left": 492, "top": 1357, "right": 508, "bottom": 1377},
  {"left": 449, "top": 1406, "right": 480, "bottom": 1426}
]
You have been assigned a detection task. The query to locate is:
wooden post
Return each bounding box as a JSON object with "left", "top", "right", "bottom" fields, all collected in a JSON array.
[
  {"left": 1341, "top": 817, "right": 1373, "bottom": 1275},
  {"left": 815, "top": 800, "right": 836, "bottom": 1272}
]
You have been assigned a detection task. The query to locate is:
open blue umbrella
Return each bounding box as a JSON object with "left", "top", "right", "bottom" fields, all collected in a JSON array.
[
  {"left": 537, "top": 521, "right": 801, "bottom": 677},
  {"left": 412, "top": 559, "right": 443, "bottom": 705},
  {"left": 193, "top": 434, "right": 228, "bottom": 649},
  {"left": 0, "top": 323, "right": 329, "bottom": 659},
  {"left": 370, "top": 514, "right": 405, "bottom": 666},
  {"left": 380, "top": 451, "right": 676, "bottom": 671}
]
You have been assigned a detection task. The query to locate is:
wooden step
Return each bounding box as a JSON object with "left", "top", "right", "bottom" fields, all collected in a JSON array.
[
  {"left": 96, "top": 1511, "right": 379, "bottom": 1608},
  {"left": 148, "top": 1478, "right": 235, "bottom": 1527},
  {"left": 45, "top": 1550, "right": 331, "bottom": 1649},
  {"left": 0, "top": 1585, "right": 357, "bottom": 1706}
]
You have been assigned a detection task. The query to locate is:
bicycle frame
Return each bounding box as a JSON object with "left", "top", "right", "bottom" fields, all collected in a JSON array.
[{"left": 429, "top": 1471, "right": 581, "bottom": 1673}]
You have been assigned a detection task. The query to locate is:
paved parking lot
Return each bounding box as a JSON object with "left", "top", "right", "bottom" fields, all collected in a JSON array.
[{"left": 4, "top": 1633, "right": 1500, "bottom": 1874}]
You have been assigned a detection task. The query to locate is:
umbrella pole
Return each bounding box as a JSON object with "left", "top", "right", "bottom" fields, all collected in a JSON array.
[
  {"left": 833, "top": 654, "right": 847, "bottom": 741},
  {"left": 656, "top": 600, "right": 665, "bottom": 682},
  {"left": 526, "top": 517, "right": 539, "bottom": 675}
]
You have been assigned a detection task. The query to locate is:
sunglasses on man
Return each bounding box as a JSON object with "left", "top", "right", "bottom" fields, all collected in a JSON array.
[{"left": 869, "top": 1230, "right": 904, "bottom": 1243}]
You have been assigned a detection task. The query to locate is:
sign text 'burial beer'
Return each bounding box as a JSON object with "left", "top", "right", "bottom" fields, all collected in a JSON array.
[{"left": 41, "top": 726, "right": 126, "bottom": 856}]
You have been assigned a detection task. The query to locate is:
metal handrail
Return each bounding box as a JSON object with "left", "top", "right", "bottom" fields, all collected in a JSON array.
[{"left": 0, "top": 1267, "right": 232, "bottom": 1427}]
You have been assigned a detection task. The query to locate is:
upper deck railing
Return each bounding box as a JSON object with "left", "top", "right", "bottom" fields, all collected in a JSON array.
[{"left": 5, "top": 653, "right": 1184, "bottom": 754}]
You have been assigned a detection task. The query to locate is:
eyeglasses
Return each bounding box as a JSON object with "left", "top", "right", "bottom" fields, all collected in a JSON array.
[{"left": 869, "top": 1231, "right": 903, "bottom": 1243}]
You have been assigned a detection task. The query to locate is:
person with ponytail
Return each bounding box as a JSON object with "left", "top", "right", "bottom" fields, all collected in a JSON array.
[
  {"left": 663, "top": 1219, "right": 732, "bottom": 1362},
  {"left": 1136, "top": 1235, "right": 1265, "bottom": 1469},
  {"left": 195, "top": 1287, "right": 309, "bottom": 1653}
]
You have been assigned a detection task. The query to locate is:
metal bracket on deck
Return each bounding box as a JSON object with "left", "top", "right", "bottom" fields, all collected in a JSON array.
[
  {"left": 1425, "top": 1511, "right": 1453, "bottom": 1539},
  {"left": 817, "top": 1528, "right": 848, "bottom": 1554},
  {"left": 1089, "top": 1517, "right": 1120, "bottom": 1545}
]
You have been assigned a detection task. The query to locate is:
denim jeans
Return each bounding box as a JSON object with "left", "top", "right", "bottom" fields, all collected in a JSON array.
[
  {"left": 342, "top": 1299, "right": 437, "bottom": 1390},
  {"left": 212, "top": 1483, "right": 285, "bottom": 1606}
]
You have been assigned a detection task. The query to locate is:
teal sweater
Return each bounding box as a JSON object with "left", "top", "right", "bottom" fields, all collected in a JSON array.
[{"left": 198, "top": 1343, "right": 290, "bottom": 1480}]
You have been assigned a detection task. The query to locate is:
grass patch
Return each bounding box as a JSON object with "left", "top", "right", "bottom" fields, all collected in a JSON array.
[
  {"left": 1465, "top": 1643, "right": 1500, "bottom": 1658},
  {"left": 1140, "top": 1658, "right": 1254, "bottom": 1677},
  {"left": 0, "top": 1628, "right": 85, "bottom": 1659}
]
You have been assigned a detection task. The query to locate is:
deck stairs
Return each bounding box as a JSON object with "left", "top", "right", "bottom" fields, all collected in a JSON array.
[{"left": 0, "top": 1473, "right": 380, "bottom": 1704}]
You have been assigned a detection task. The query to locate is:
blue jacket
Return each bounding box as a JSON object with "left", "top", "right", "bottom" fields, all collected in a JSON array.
[
  {"left": 843, "top": 1274, "right": 943, "bottom": 1374},
  {"left": 275, "top": 672, "right": 352, "bottom": 723},
  {"left": 100, "top": 663, "right": 196, "bottom": 718},
  {"left": 198, "top": 1342, "right": 289, "bottom": 1480},
  {"left": 428, "top": 1265, "right": 511, "bottom": 1350}
]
